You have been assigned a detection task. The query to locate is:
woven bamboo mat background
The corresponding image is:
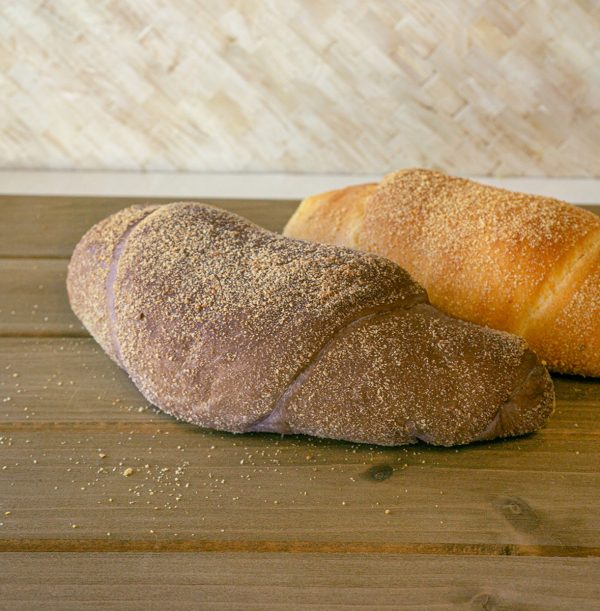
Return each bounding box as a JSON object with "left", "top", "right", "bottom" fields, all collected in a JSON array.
[{"left": 1, "top": 1, "right": 598, "bottom": 175}]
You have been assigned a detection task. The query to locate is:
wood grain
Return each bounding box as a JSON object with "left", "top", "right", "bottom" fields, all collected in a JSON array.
[
  {"left": 2, "top": 553, "right": 598, "bottom": 610},
  {"left": 0, "top": 196, "right": 596, "bottom": 259},
  {"left": 1, "top": 428, "right": 598, "bottom": 548},
  {"left": 1, "top": 194, "right": 599, "bottom": 607},
  {"left": 3, "top": 338, "right": 599, "bottom": 430},
  {"left": 0, "top": 202, "right": 596, "bottom": 335},
  {"left": 1, "top": 343, "right": 600, "bottom": 550},
  {"left": 0, "top": 260, "right": 84, "bottom": 336},
  {"left": 0, "top": 196, "right": 298, "bottom": 258}
]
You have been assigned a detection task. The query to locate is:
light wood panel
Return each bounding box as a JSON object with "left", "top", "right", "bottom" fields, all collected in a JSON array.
[
  {"left": 1, "top": 553, "right": 599, "bottom": 610},
  {"left": 2, "top": 2, "right": 599, "bottom": 176}
]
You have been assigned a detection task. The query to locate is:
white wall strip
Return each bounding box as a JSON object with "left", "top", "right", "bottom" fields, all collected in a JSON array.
[{"left": 0, "top": 170, "right": 598, "bottom": 204}]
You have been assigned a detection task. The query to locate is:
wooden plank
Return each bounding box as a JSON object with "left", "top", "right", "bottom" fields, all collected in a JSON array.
[
  {"left": 0, "top": 196, "right": 596, "bottom": 259},
  {"left": 0, "top": 338, "right": 151, "bottom": 421},
  {"left": 1, "top": 194, "right": 598, "bottom": 603},
  {"left": 578, "top": 204, "right": 599, "bottom": 215},
  {"left": 0, "top": 260, "right": 84, "bottom": 337},
  {"left": 0, "top": 201, "right": 596, "bottom": 337},
  {"left": 1, "top": 553, "right": 599, "bottom": 610},
  {"left": 2, "top": 337, "right": 599, "bottom": 435},
  {"left": 0, "top": 196, "right": 299, "bottom": 258},
  {"left": 1, "top": 340, "right": 600, "bottom": 550},
  {"left": 1, "top": 425, "right": 598, "bottom": 549}
]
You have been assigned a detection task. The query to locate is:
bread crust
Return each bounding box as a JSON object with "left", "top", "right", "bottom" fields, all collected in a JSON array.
[
  {"left": 68, "top": 202, "right": 554, "bottom": 446},
  {"left": 284, "top": 169, "right": 600, "bottom": 376}
]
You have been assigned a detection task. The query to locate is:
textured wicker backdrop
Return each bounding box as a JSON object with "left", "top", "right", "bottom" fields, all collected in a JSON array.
[{"left": 1, "top": 1, "right": 599, "bottom": 175}]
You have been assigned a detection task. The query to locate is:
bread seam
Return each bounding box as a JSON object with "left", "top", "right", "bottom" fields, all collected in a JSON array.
[
  {"left": 515, "top": 228, "right": 600, "bottom": 336},
  {"left": 106, "top": 207, "right": 158, "bottom": 366},
  {"left": 245, "top": 302, "right": 422, "bottom": 434},
  {"left": 249, "top": 301, "right": 553, "bottom": 445}
]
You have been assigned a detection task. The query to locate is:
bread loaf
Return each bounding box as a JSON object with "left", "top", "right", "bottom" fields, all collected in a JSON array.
[
  {"left": 284, "top": 169, "right": 600, "bottom": 376},
  {"left": 68, "top": 202, "right": 554, "bottom": 446}
]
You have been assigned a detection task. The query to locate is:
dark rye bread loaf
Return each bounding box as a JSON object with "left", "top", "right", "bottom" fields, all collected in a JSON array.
[{"left": 67, "top": 202, "right": 554, "bottom": 446}]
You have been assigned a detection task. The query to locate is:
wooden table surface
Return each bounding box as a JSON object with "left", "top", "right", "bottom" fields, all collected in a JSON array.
[{"left": 1, "top": 195, "right": 599, "bottom": 610}]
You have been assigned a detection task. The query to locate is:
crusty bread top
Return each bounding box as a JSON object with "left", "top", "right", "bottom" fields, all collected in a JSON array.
[
  {"left": 285, "top": 169, "right": 600, "bottom": 375},
  {"left": 281, "top": 302, "right": 553, "bottom": 445},
  {"left": 362, "top": 169, "right": 600, "bottom": 334},
  {"left": 69, "top": 202, "right": 427, "bottom": 432}
]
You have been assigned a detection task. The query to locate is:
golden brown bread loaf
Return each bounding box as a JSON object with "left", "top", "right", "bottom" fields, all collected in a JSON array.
[
  {"left": 284, "top": 169, "right": 600, "bottom": 376},
  {"left": 67, "top": 202, "right": 554, "bottom": 446}
]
